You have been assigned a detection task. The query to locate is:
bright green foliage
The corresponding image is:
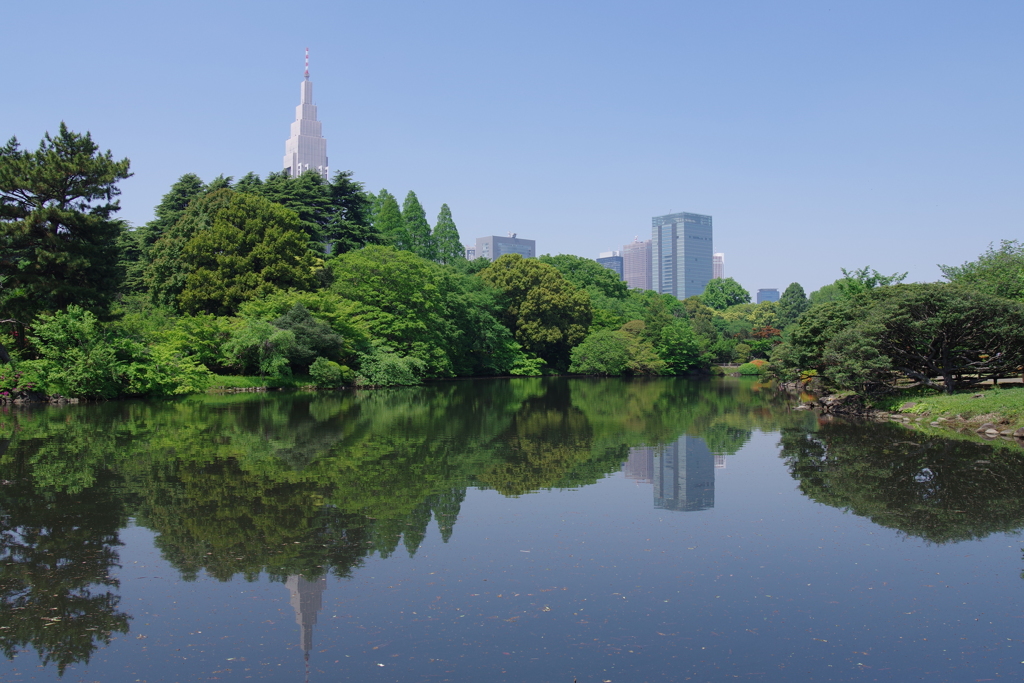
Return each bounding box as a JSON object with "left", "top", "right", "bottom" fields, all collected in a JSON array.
[
  {"left": 835, "top": 266, "right": 907, "bottom": 299},
  {"left": 782, "top": 283, "right": 1024, "bottom": 394},
  {"left": 402, "top": 191, "right": 434, "bottom": 260},
  {"left": 0, "top": 123, "right": 131, "bottom": 326},
  {"left": 432, "top": 204, "right": 463, "bottom": 265},
  {"left": 356, "top": 345, "right": 426, "bottom": 386},
  {"left": 538, "top": 254, "right": 629, "bottom": 300},
  {"left": 776, "top": 282, "right": 810, "bottom": 328},
  {"left": 309, "top": 357, "right": 353, "bottom": 387},
  {"left": 478, "top": 254, "right": 593, "bottom": 371},
  {"left": 176, "top": 189, "right": 319, "bottom": 315},
  {"left": 121, "top": 342, "right": 212, "bottom": 396},
  {"left": 165, "top": 314, "right": 240, "bottom": 373},
  {"left": 29, "top": 306, "right": 123, "bottom": 398},
  {"left": 808, "top": 282, "right": 843, "bottom": 306},
  {"left": 701, "top": 277, "right": 750, "bottom": 310},
  {"left": 221, "top": 319, "right": 296, "bottom": 378},
  {"left": 373, "top": 189, "right": 406, "bottom": 248},
  {"left": 940, "top": 240, "right": 1024, "bottom": 301},
  {"left": 657, "top": 319, "right": 703, "bottom": 374},
  {"left": 569, "top": 322, "right": 664, "bottom": 376},
  {"left": 272, "top": 303, "right": 346, "bottom": 372}
]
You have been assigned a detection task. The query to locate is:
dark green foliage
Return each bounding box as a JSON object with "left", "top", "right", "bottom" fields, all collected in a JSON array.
[
  {"left": 432, "top": 203, "right": 463, "bottom": 265},
  {"left": 781, "top": 283, "right": 1024, "bottom": 394},
  {"left": 701, "top": 277, "right": 750, "bottom": 310},
  {"left": 402, "top": 191, "right": 434, "bottom": 260},
  {"left": 326, "top": 171, "right": 378, "bottom": 254},
  {"left": 258, "top": 170, "right": 333, "bottom": 244},
  {"left": 776, "top": 282, "right": 810, "bottom": 328},
  {"left": 172, "top": 189, "right": 320, "bottom": 315},
  {"left": 138, "top": 173, "right": 206, "bottom": 249},
  {"left": 272, "top": 303, "right": 346, "bottom": 372},
  {"left": 538, "top": 254, "right": 629, "bottom": 300},
  {"left": 478, "top": 254, "right": 593, "bottom": 371},
  {"left": 0, "top": 123, "right": 131, "bottom": 325},
  {"left": 940, "top": 240, "right": 1024, "bottom": 301}
]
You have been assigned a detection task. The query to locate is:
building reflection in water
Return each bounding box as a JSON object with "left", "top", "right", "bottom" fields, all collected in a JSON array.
[
  {"left": 286, "top": 573, "right": 327, "bottom": 677},
  {"left": 623, "top": 436, "right": 720, "bottom": 512}
]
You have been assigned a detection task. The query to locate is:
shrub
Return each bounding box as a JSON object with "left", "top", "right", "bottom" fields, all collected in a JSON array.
[
  {"left": 309, "top": 357, "right": 353, "bottom": 388},
  {"left": 356, "top": 346, "right": 425, "bottom": 387},
  {"left": 737, "top": 362, "right": 763, "bottom": 375}
]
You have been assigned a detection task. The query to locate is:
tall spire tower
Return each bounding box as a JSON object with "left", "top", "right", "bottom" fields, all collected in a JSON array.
[{"left": 283, "top": 48, "right": 329, "bottom": 179}]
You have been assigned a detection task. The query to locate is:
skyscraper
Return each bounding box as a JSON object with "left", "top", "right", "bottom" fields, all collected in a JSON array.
[
  {"left": 756, "top": 288, "right": 780, "bottom": 303},
  {"left": 475, "top": 234, "right": 536, "bottom": 261},
  {"left": 596, "top": 251, "right": 624, "bottom": 279},
  {"left": 713, "top": 253, "right": 725, "bottom": 280},
  {"left": 283, "top": 49, "right": 329, "bottom": 180},
  {"left": 651, "top": 212, "right": 713, "bottom": 299},
  {"left": 622, "top": 238, "right": 652, "bottom": 291}
]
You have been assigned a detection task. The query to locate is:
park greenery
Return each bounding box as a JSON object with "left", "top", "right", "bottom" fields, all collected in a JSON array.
[{"left": 3, "top": 124, "right": 1022, "bottom": 399}]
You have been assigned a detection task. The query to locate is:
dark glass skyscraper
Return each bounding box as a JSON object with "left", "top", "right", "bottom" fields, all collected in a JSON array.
[{"left": 651, "top": 212, "right": 713, "bottom": 299}]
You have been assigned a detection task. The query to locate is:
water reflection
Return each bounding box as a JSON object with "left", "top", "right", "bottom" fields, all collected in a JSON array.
[{"left": 6, "top": 377, "right": 1023, "bottom": 676}]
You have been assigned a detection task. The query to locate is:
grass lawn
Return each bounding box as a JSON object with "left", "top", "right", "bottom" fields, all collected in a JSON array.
[
  {"left": 207, "top": 374, "right": 314, "bottom": 391},
  {"left": 875, "top": 384, "right": 1024, "bottom": 428}
]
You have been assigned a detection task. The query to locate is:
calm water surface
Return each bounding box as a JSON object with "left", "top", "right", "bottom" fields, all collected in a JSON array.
[{"left": 2, "top": 377, "right": 1023, "bottom": 682}]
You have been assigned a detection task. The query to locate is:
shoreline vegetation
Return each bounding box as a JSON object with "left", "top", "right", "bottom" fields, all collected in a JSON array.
[{"left": 2, "top": 125, "right": 1023, "bottom": 416}]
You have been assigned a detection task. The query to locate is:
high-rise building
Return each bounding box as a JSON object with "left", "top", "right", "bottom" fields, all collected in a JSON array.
[
  {"left": 465, "top": 246, "right": 476, "bottom": 260},
  {"left": 596, "top": 251, "right": 624, "bottom": 279},
  {"left": 651, "top": 212, "right": 713, "bottom": 299},
  {"left": 475, "top": 233, "right": 536, "bottom": 261},
  {"left": 283, "top": 49, "right": 329, "bottom": 180},
  {"left": 652, "top": 436, "right": 715, "bottom": 512},
  {"left": 756, "top": 288, "right": 780, "bottom": 303},
  {"left": 713, "top": 253, "right": 725, "bottom": 280},
  {"left": 622, "top": 238, "right": 652, "bottom": 291}
]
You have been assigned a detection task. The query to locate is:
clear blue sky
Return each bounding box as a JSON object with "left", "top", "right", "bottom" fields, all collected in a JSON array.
[{"left": 3, "top": 0, "right": 1021, "bottom": 296}]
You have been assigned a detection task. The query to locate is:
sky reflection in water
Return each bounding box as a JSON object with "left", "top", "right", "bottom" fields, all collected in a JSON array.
[{"left": 1, "top": 377, "right": 1023, "bottom": 682}]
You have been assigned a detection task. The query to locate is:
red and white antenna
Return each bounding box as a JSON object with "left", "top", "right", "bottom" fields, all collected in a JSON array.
[{"left": 304, "top": 47, "right": 309, "bottom": 80}]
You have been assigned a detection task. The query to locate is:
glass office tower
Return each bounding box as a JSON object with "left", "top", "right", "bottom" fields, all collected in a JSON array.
[{"left": 651, "top": 212, "right": 713, "bottom": 299}]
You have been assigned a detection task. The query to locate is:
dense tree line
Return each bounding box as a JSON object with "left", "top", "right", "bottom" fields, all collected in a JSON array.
[{"left": 1, "top": 125, "right": 806, "bottom": 398}]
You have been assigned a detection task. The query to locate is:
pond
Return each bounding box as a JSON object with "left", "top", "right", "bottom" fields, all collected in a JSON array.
[{"left": 2, "top": 377, "right": 1023, "bottom": 682}]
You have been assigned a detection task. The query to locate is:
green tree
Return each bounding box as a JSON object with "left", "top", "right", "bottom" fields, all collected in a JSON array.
[
  {"left": 808, "top": 282, "right": 843, "bottom": 306},
  {"left": 326, "top": 171, "right": 378, "bottom": 254},
  {"left": 538, "top": 254, "right": 629, "bottom": 299},
  {"left": 272, "top": 303, "right": 346, "bottom": 372},
  {"left": 138, "top": 173, "right": 206, "bottom": 250},
  {"left": 373, "top": 189, "right": 405, "bottom": 248},
  {"left": 175, "top": 189, "right": 319, "bottom": 315},
  {"left": 835, "top": 266, "right": 907, "bottom": 299},
  {"left": 478, "top": 254, "right": 593, "bottom": 370},
  {"left": 402, "top": 191, "right": 434, "bottom": 260},
  {"left": 701, "top": 277, "right": 750, "bottom": 310},
  {"left": 939, "top": 240, "right": 1024, "bottom": 301},
  {"left": 657, "top": 319, "right": 703, "bottom": 374},
  {"left": 776, "top": 282, "right": 810, "bottom": 328},
  {"left": 432, "top": 203, "right": 463, "bottom": 265},
  {"left": 0, "top": 123, "right": 131, "bottom": 331}
]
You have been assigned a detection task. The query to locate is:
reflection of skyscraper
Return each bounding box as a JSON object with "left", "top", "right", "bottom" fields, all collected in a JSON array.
[
  {"left": 652, "top": 436, "right": 715, "bottom": 512},
  {"left": 622, "top": 446, "right": 655, "bottom": 484},
  {"left": 286, "top": 574, "right": 327, "bottom": 661}
]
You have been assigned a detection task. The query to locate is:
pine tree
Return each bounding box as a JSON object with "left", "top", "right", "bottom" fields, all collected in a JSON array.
[
  {"left": 401, "top": 190, "right": 434, "bottom": 260},
  {"left": 373, "top": 189, "right": 405, "bottom": 248},
  {"left": 139, "top": 173, "right": 206, "bottom": 249},
  {"left": 432, "top": 203, "right": 464, "bottom": 264},
  {"left": 0, "top": 123, "right": 131, "bottom": 327}
]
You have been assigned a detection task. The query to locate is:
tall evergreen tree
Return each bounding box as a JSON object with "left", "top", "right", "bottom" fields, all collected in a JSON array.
[
  {"left": 326, "top": 170, "right": 379, "bottom": 255},
  {"left": 776, "top": 282, "right": 810, "bottom": 328},
  {"left": 0, "top": 123, "right": 131, "bottom": 329},
  {"left": 373, "top": 189, "right": 405, "bottom": 248},
  {"left": 432, "top": 203, "right": 463, "bottom": 264},
  {"left": 138, "top": 173, "right": 206, "bottom": 250},
  {"left": 401, "top": 191, "right": 434, "bottom": 260}
]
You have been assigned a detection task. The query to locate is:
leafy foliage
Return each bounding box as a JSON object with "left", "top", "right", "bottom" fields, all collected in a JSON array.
[
  {"left": 939, "top": 240, "right": 1024, "bottom": 301},
  {"left": 701, "top": 277, "right": 750, "bottom": 310}
]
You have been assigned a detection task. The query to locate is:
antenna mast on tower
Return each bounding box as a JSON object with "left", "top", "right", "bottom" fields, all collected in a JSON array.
[{"left": 304, "top": 47, "right": 309, "bottom": 80}]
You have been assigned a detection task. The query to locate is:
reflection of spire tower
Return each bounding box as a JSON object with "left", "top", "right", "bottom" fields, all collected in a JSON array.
[
  {"left": 286, "top": 574, "right": 327, "bottom": 662},
  {"left": 653, "top": 436, "right": 715, "bottom": 511},
  {"left": 283, "top": 48, "right": 329, "bottom": 179}
]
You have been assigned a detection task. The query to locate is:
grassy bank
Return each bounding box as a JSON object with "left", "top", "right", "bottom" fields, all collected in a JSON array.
[
  {"left": 875, "top": 385, "right": 1024, "bottom": 431},
  {"left": 207, "top": 374, "right": 314, "bottom": 391}
]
